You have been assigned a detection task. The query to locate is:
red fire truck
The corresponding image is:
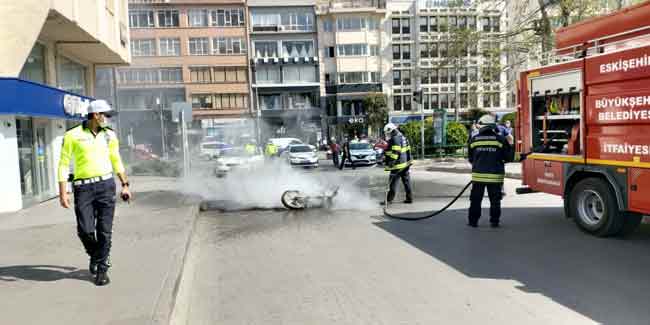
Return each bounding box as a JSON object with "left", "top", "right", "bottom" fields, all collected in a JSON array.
[{"left": 516, "top": 2, "right": 650, "bottom": 237}]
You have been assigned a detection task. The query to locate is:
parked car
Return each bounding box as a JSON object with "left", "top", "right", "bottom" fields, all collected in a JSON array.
[
  {"left": 347, "top": 141, "right": 377, "bottom": 166},
  {"left": 200, "top": 141, "right": 232, "bottom": 160},
  {"left": 269, "top": 138, "right": 303, "bottom": 155},
  {"left": 286, "top": 144, "right": 319, "bottom": 168},
  {"left": 214, "top": 148, "right": 264, "bottom": 177}
]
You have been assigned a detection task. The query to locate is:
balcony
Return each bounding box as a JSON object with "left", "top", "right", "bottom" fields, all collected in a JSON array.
[{"left": 316, "top": 0, "right": 386, "bottom": 14}]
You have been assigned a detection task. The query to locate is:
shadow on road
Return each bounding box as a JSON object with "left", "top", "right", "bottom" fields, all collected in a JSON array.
[
  {"left": 0, "top": 265, "right": 91, "bottom": 283},
  {"left": 373, "top": 206, "right": 650, "bottom": 325}
]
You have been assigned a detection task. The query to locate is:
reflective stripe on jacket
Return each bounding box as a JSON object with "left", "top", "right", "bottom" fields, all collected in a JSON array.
[
  {"left": 467, "top": 126, "right": 513, "bottom": 183},
  {"left": 265, "top": 144, "right": 278, "bottom": 156},
  {"left": 384, "top": 131, "right": 413, "bottom": 171},
  {"left": 57, "top": 122, "right": 125, "bottom": 182}
]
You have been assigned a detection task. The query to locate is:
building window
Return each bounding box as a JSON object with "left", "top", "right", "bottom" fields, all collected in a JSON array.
[
  {"left": 157, "top": 10, "right": 179, "bottom": 27},
  {"left": 19, "top": 43, "right": 46, "bottom": 84},
  {"left": 420, "top": 16, "right": 428, "bottom": 33},
  {"left": 252, "top": 12, "right": 280, "bottom": 30},
  {"left": 213, "top": 37, "right": 247, "bottom": 55},
  {"left": 254, "top": 41, "right": 278, "bottom": 58},
  {"left": 439, "top": 16, "right": 448, "bottom": 32},
  {"left": 58, "top": 56, "right": 86, "bottom": 95},
  {"left": 211, "top": 8, "right": 245, "bottom": 27},
  {"left": 393, "top": 96, "right": 402, "bottom": 111},
  {"left": 368, "top": 17, "right": 380, "bottom": 30},
  {"left": 260, "top": 94, "right": 281, "bottom": 110},
  {"left": 129, "top": 10, "right": 154, "bottom": 28},
  {"left": 336, "top": 17, "right": 366, "bottom": 31},
  {"left": 429, "top": 16, "right": 438, "bottom": 32},
  {"left": 323, "top": 19, "right": 333, "bottom": 32},
  {"left": 283, "top": 65, "right": 316, "bottom": 83},
  {"left": 392, "top": 45, "right": 400, "bottom": 60},
  {"left": 160, "top": 68, "right": 182, "bottom": 83},
  {"left": 190, "top": 67, "right": 212, "bottom": 83},
  {"left": 189, "top": 37, "right": 210, "bottom": 55},
  {"left": 401, "top": 18, "right": 410, "bottom": 34},
  {"left": 483, "top": 93, "right": 500, "bottom": 108},
  {"left": 402, "top": 44, "right": 410, "bottom": 60},
  {"left": 336, "top": 44, "right": 368, "bottom": 56},
  {"left": 282, "top": 41, "right": 314, "bottom": 58},
  {"left": 213, "top": 94, "right": 247, "bottom": 109},
  {"left": 369, "top": 45, "right": 379, "bottom": 56},
  {"left": 326, "top": 46, "right": 335, "bottom": 58},
  {"left": 286, "top": 93, "right": 314, "bottom": 110},
  {"left": 393, "top": 95, "right": 411, "bottom": 111},
  {"left": 393, "top": 70, "right": 400, "bottom": 86},
  {"left": 131, "top": 39, "right": 156, "bottom": 56},
  {"left": 481, "top": 17, "right": 490, "bottom": 32},
  {"left": 255, "top": 66, "right": 281, "bottom": 83},
  {"left": 491, "top": 17, "right": 500, "bottom": 32},
  {"left": 192, "top": 94, "right": 212, "bottom": 109},
  {"left": 159, "top": 38, "right": 180, "bottom": 56},
  {"left": 188, "top": 9, "right": 209, "bottom": 27},
  {"left": 392, "top": 18, "right": 400, "bottom": 34},
  {"left": 281, "top": 11, "right": 314, "bottom": 31}
]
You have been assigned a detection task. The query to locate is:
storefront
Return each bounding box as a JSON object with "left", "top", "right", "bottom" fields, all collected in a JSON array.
[{"left": 0, "top": 78, "right": 90, "bottom": 212}]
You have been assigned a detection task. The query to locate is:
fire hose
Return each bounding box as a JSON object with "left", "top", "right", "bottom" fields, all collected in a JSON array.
[{"left": 382, "top": 172, "right": 473, "bottom": 221}]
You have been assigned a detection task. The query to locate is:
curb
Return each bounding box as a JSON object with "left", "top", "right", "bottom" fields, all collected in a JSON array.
[
  {"left": 151, "top": 195, "right": 201, "bottom": 325},
  {"left": 425, "top": 167, "right": 522, "bottom": 180}
]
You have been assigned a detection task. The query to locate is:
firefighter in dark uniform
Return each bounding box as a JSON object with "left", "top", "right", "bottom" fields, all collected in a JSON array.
[
  {"left": 58, "top": 100, "right": 131, "bottom": 286},
  {"left": 383, "top": 123, "right": 413, "bottom": 204},
  {"left": 467, "top": 114, "right": 514, "bottom": 228}
]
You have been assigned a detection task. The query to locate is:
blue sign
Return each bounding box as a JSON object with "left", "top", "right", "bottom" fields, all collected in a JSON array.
[{"left": 0, "top": 78, "right": 93, "bottom": 119}]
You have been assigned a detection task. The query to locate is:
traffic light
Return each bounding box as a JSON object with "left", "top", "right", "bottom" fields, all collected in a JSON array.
[{"left": 413, "top": 90, "right": 423, "bottom": 104}]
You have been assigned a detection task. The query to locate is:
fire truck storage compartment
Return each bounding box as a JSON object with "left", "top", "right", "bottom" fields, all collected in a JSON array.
[
  {"left": 530, "top": 71, "right": 582, "bottom": 155},
  {"left": 629, "top": 168, "right": 650, "bottom": 214}
]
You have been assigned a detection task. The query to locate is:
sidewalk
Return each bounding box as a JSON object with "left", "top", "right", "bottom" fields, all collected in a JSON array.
[
  {"left": 412, "top": 158, "right": 522, "bottom": 179},
  {"left": 0, "top": 176, "right": 199, "bottom": 325}
]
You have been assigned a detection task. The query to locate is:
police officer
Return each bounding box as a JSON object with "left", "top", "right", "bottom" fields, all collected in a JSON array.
[
  {"left": 383, "top": 123, "right": 413, "bottom": 204},
  {"left": 467, "top": 114, "right": 514, "bottom": 228},
  {"left": 58, "top": 100, "right": 131, "bottom": 286},
  {"left": 264, "top": 140, "right": 278, "bottom": 159},
  {"left": 244, "top": 140, "right": 257, "bottom": 155}
]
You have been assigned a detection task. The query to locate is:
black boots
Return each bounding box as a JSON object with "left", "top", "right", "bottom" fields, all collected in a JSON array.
[
  {"left": 89, "top": 261, "right": 98, "bottom": 275},
  {"left": 95, "top": 272, "right": 110, "bottom": 286}
]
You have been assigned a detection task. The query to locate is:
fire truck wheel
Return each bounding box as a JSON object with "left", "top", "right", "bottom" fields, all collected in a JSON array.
[{"left": 569, "top": 178, "right": 622, "bottom": 237}]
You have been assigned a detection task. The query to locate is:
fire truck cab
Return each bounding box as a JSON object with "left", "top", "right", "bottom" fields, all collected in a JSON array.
[{"left": 516, "top": 2, "right": 650, "bottom": 237}]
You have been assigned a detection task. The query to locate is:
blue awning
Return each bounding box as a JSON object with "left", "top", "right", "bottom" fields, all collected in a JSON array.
[
  {"left": 390, "top": 115, "right": 423, "bottom": 124},
  {"left": 0, "top": 78, "right": 93, "bottom": 119}
]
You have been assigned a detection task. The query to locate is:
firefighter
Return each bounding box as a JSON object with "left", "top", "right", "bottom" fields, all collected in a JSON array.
[
  {"left": 383, "top": 123, "right": 413, "bottom": 204},
  {"left": 264, "top": 140, "right": 278, "bottom": 159},
  {"left": 57, "top": 100, "right": 131, "bottom": 286},
  {"left": 467, "top": 114, "right": 514, "bottom": 228}
]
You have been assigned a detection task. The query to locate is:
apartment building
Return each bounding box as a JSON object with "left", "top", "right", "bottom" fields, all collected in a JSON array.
[
  {"left": 248, "top": 0, "right": 322, "bottom": 143},
  {"left": 0, "top": 0, "right": 130, "bottom": 212},
  {"left": 316, "top": 0, "right": 388, "bottom": 138},
  {"left": 118, "top": 0, "right": 251, "bottom": 144},
  {"left": 386, "top": 0, "right": 507, "bottom": 124}
]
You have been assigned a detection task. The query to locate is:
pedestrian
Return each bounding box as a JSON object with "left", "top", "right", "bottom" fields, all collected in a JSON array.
[
  {"left": 467, "top": 114, "right": 514, "bottom": 228},
  {"left": 470, "top": 122, "right": 479, "bottom": 138},
  {"left": 57, "top": 100, "right": 131, "bottom": 286},
  {"left": 382, "top": 123, "right": 413, "bottom": 204},
  {"left": 338, "top": 136, "right": 356, "bottom": 170},
  {"left": 329, "top": 138, "right": 340, "bottom": 168}
]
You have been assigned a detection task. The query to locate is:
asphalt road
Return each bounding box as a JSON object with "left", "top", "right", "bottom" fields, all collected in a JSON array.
[{"left": 180, "top": 163, "right": 650, "bottom": 325}]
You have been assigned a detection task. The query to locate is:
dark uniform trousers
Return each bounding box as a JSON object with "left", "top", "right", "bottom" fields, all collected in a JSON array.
[
  {"left": 387, "top": 166, "right": 412, "bottom": 202},
  {"left": 339, "top": 150, "right": 355, "bottom": 169},
  {"left": 468, "top": 181, "right": 503, "bottom": 224},
  {"left": 73, "top": 178, "right": 116, "bottom": 272}
]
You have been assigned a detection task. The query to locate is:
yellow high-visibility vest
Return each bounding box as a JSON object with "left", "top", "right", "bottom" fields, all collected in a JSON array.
[{"left": 57, "top": 123, "right": 125, "bottom": 182}]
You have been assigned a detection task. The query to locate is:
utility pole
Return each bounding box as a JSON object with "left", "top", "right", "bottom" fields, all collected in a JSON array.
[{"left": 156, "top": 96, "right": 166, "bottom": 159}]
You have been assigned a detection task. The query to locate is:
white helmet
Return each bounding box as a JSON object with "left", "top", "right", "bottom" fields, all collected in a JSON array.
[
  {"left": 87, "top": 100, "right": 114, "bottom": 116},
  {"left": 383, "top": 122, "right": 398, "bottom": 134},
  {"left": 477, "top": 114, "right": 496, "bottom": 126}
]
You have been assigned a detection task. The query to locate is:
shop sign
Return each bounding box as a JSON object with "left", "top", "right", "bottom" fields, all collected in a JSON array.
[{"left": 63, "top": 94, "right": 90, "bottom": 117}]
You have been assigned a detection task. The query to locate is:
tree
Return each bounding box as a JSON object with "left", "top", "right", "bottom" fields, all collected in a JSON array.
[
  {"left": 445, "top": 121, "right": 468, "bottom": 147},
  {"left": 364, "top": 93, "right": 388, "bottom": 137},
  {"left": 399, "top": 120, "right": 434, "bottom": 158}
]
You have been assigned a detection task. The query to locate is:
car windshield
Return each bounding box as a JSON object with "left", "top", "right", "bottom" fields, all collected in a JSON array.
[
  {"left": 290, "top": 145, "right": 312, "bottom": 153},
  {"left": 350, "top": 142, "right": 372, "bottom": 150}
]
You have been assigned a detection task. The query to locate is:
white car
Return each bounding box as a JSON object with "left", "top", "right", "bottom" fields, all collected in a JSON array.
[
  {"left": 214, "top": 148, "right": 264, "bottom": 177},
  {"left": 200, "top": 141, "right": 232, "bottom": 160},
  {"left": 347, "top": 141, "right": 377, "bottom": 166},
  {"left": 286, "top": 144, "right": 319, "bottom": 168}
]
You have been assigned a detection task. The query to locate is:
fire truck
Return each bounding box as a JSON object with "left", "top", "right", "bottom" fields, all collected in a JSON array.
[{"left": 516, "top": 2, "right": 650, "bottom": 237}]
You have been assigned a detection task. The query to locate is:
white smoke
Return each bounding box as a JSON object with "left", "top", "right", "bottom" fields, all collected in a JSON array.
[{"left": 179, "top": 159, "right": 376, "bottom": 211}]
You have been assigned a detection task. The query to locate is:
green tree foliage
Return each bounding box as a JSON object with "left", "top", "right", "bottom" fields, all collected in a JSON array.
[
  {"left": 399, "top": 120, "right": 434, "bottom": 156},
  {"left": 461, "top": 108, "right": 490, "bottom": 123},
  {"left": 446, "top": 121, "right": 469, "bottom": 147},
  {"left": 364, "top": 93, "right": 388, "bottom": 136},
  {"left": 500, "top": 112, "right": 516, "bottom": 124}
]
